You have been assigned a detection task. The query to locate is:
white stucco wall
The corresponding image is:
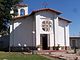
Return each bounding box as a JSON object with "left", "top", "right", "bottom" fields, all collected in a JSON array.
[
  {"left": 34, "top": 10, "right": 70, "bottom": 47},
  {"left": 54, "top": 15, "right": 59, "bottom": 46},
  {"left": 10, "top": 9, "right": 70, "bottom": 48},
  {"left": 58, "top": 19, "right": 70, "bottom": 46},
  {"left": 65, "top": 25, "right": 70, "bottom": 46},
  {"left": 10, "top": 6, "right": 28, "bottom": 17},
  {"left": 10, "top": 16, "right": 34, "bottom": 47},
  {"left": 17, "top": 6, "right": 28, "bottom": 17},
  {"left": 35, "top": 11, "right": 57, "bottom": 47}
]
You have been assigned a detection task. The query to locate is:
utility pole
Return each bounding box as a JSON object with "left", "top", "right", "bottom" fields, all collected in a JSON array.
[{"left": 79, "top": 32, "right": 80, "bottom": 36}]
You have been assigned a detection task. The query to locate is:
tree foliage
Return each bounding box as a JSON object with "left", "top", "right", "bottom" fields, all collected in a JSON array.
[{"left": 0, "top": 0, "right": 22, "bottom": 35}]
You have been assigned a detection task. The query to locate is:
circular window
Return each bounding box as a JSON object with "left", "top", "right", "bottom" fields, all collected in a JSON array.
[{"left": 42, "top": 21, "right": 52, "bottom": 31}]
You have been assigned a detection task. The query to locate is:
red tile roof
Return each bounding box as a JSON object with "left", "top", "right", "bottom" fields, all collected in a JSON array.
[
  {"left": 14, "top": 8, "right": 62, "bottom": 19},
  {"left": 31, "top": 8, "right": 62, "bottom": 15},
  {"left": 14, "top": 8, "right": 71, "bottom": 23},
  {"left": 16, "top": 4, "right": 27, "bottom": 7}
]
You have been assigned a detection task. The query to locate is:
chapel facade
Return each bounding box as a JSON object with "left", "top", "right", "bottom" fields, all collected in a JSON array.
[{"left": 10, "top": 4, "right": 71, "bottom": 51}]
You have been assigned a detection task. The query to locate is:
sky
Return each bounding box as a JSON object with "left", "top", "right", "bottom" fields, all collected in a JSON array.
[{"left": 23, "top": 0, "right": 80, "bottom": 36}]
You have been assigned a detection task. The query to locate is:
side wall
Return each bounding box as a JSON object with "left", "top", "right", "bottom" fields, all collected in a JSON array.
[
  {"left": 58, "top": 19, "right": 70, "bottom": 47},
  {"left": 10, "top": 16, "right": 35, "bottom": 48},
  {"left": 70, "top": 37, "right": 80, "bottom": 49}
]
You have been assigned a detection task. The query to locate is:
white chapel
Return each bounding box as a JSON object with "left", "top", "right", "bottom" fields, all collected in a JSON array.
[{"left": 10, "top": 4, "right": 71, "bottom": 51}]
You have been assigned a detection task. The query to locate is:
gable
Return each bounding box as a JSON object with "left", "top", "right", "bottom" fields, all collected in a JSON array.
[{"left": 35, "top": 10, "right": 56, "bottom": 20}]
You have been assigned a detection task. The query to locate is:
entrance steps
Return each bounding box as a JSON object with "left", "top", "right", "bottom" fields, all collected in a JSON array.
[{"left": 37, "top": 50, "right": 66, "bottom": 54}]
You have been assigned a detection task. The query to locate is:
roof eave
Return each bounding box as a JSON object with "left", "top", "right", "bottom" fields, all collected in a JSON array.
[
  {"left": 32, "top": 8, "right": 62, "bottom": 15},
  {"left": 59, "top": 17, "right": 72, "bottom": 23}
]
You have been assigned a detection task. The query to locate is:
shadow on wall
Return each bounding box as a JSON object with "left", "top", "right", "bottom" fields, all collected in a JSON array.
[
  {"left": 0, "top": 35, "right": 10, "bottom": 51},
  {"left": 10, "top": 16, "right": 37, "bottom": 52}
]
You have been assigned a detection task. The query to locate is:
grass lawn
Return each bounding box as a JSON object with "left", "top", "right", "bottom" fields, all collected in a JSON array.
[{"left": 0, "top": 52, "right": 62, "bottom": 60}]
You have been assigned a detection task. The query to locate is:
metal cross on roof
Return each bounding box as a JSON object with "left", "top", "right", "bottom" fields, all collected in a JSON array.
[{"left": 42, "top": 1, "right": 48, "bottom": 8}]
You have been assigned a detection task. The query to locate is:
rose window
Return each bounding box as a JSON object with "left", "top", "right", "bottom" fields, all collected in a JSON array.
[{"left": 42, "top": 21, "right": 52, "bottom": 31}]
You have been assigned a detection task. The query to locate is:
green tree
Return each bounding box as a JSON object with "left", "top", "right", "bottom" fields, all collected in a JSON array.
[{"left": 0, "top": 0, "right": 22, "bottom": 35}]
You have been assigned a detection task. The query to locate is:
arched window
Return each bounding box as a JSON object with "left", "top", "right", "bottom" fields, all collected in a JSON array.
[
  {"left": 20, "top": 9, "right": 25, "bottom": 16},
  {"left": 13, "top": 8, "right": 18, "bottom": 16}
]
